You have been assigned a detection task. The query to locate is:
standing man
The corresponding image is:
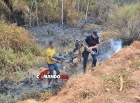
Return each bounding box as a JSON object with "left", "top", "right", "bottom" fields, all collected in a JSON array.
[
  {"left": 46, "top": 41, "right": 62, "bottom": 87},
  {"left": 83, "top": 30, "right": 100, "bottom": 73}
]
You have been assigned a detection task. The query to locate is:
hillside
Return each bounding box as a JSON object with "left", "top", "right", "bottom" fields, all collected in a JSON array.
[
  {"left": 17, "top": 41, "right": 140, "bottom": 103},
  {"left": 0, "top": 0, "right": 140, "bottom": 103}
]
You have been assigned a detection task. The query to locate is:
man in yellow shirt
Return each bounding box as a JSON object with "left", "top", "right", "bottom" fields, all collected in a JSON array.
[{"left": 46, "top": 41, "right": 61, "bottom": 87}]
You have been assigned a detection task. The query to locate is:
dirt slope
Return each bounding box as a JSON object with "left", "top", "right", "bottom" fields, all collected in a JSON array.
[{"left": 17, "top": 41, "right": 140, "bottom": 103}]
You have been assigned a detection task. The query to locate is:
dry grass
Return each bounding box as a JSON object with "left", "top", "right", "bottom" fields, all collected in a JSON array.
[
  {"left": 11, "top": 0, "right": 29, "bottom": 12},
  {"left": 0, "top": 0, "right": 10, "bottom": 13},
  {"left": 0, "top": 21, "right": 31, "bottom": 52},
  {"left": 84, "top": 24, "right": 96, "bottom": 33},
  {"left": 99, "top": 31, "right": 118, "bottom": 43},
  {"left": 19, "top": 90, "right": 51, "bottom": 102},
  {"left": 93, "top": 0, "right": 113, "bottom": 25},
  {"left": 102, "top": 67, "right": 132, "bottom": 90},
  {"left": 0, "top": 21, "right": 44, "bottom": 82},
  {"left": 109, "top": 2, "right": 140, "bottom": 40}
]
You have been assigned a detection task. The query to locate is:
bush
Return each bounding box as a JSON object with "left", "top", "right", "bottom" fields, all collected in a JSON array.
[
  {"left": 0, "top": 21, "right": 44, "bottom": 82},
  {"left": 84, "top": 24, "right": 96, "bottom": 33},
  {"left": 109, "top": 2, "right": 140, "bottom": 40},
  {"left": 93, "top": 0, "right": 113, "bottom": 24},
  {"left": 0, "top": 21, "right": 31, "bottom": 52},
  {"left": 100, "top": 31, "right": 118, "bottom": 43}
]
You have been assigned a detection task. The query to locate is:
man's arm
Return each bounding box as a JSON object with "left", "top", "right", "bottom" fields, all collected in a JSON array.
[
  {"left": 90, "top": 44, "right": 99, "bottom": 49},
  {"left": 50, "top": 56, "right": 62, "bottom": 63},
  {"left": 86, "top": 38, "right": 100, "bottom": 52},
  {"left": 83, "top": 40, "right": 89, "bottom": 47}
]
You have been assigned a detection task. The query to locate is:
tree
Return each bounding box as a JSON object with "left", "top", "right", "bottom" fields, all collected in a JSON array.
[
  {"left": 29, "top": 0, "right": 35, "bottom": 27},
  {"left": 77, "top": 0, "right": 80, "bottom": 12},
  {"left": 35, "top": 0, "right": 39, "bottom": 26},
  {"left": 0, "top": 0, "right": 10, "bottom": 20},
  {"left": 62, "top": 0, "right": 64, "bottom": 26},
  {"left": 85, "top": 0, "right": 89, "bottom": 24}
]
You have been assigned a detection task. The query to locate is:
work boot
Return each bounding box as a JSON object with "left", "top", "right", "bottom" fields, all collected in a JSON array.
[
  {"left": 91, "top": 64, "right": 94, "bottom": 68},
  {"left": 83, "top": 68, "right": 86, "bottom": 74},
  {"left": 92, "top": 60, "right": 97, "bottom": 67}
]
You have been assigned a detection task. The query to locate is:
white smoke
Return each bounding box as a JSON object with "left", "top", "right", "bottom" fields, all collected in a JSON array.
[
  {"left": 110, "top": 39, "right": 122, "bottom": 53},
  {"left": 98, "top": 39, "right": 122, "bottom": 62}
]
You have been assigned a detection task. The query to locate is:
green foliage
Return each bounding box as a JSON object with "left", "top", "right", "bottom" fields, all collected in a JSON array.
[
  {"left": 102, "top": 67, "right": 132, "bottom": 89},
  {"left": 109, "top": 2, "right": 140, "bottom": 40},
  {"left": 0, "top": 93, "right": 13, "bottom": 103},
  {"left": 0, "top": 21, "right": 44, "bottom": 82},
  {"left": 0, "top": 47, "right": 44, "bottom": 81},
  {"left": 115, "top": 2, "right": 140, "bottom": 20},
  {"left": 130, "top": 61, "right": 140, "bottom": 69}
]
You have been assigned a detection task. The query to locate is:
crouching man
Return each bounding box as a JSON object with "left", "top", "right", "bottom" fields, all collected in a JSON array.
[
  {"left": 83, "top": 30, "right": 100, "bottom": 73},
  {"left": 46, "top": 41, "right": 62, "bottom": 87}
]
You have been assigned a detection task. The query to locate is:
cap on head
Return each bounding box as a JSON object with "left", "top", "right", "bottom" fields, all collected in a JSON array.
[{"left": 93, "top": 30, "right": 99, "bottom": 38}]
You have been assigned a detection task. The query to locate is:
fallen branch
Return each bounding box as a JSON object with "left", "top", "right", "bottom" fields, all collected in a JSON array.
[{"left": 119, "top": 76, "right": 123, "bottom": 91}]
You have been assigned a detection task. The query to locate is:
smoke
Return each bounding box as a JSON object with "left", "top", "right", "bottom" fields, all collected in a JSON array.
[{"left": 98, "top": 39, "right": 122, "bottom": 62}]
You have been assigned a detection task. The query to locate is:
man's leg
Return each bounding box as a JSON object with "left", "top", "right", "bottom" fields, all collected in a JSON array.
[
  {"left": 92, "top": 54, "right": 97, "bottom": 67},
  {"left": 48, "top": 64, "right": 54, "bottom": 85},
  {"left": 54, "top": 63, "right": 60, "bottom": 82},
  {"left": 83, "top": 50, "right": 89, "bottom": 73},
  {"left": 54, "top": 63, "right": 60, "bottom": 75}
]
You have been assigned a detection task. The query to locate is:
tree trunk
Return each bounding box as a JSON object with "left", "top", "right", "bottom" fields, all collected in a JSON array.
[
  {"left": 29, "top": 0, "right": 34, "bottom": 27},
  {"left": 85, "top": 0, "right": 89, "bottom": 24},
  {"left": 62, "top": 0, "right": 64, "bottom": 26},
  {"left": 78, "top": 0, "right": 80, "bottom": 12},
  {"left": 35, "top": 0, "right": 39, "bottom": 27}
]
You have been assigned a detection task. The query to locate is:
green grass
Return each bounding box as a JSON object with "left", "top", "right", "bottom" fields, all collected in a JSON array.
[
  {"left": 130, "top": 61, "right": 140, "bottom": 69},
  {"left": 0, "top": 48, "right": 44, "bottom": 82},
  {"left": 101, "top": 67, "right": 132, "bottom": 89},
  {"left": 0, "top": 21, "right": 44, "bottom": 82},
  {"left": 0, "top": 94, "right": 13, "bottom": 103},
  {"left": 109, "top": 2, "right": 140, "bottom": 21}
]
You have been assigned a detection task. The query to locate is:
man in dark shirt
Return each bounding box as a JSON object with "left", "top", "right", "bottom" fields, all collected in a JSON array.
[{"left": 83, "top": 30, "right": 100, "bottom": 73}]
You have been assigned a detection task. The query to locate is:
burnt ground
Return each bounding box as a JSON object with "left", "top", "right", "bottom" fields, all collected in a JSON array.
[{"left": 0, "top": 22, "right": 125, "bottom": 103}]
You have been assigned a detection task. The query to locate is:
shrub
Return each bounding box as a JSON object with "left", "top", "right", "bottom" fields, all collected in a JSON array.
[
  {"left": 93, "top": 0, "right": 113, "bottom": 24},
  {"left": 0, "top": 21, "right": 44, "bottom": 82},
  {"left": 0, "top": 21, "right": 31, "bottom": 52},
  {"left": 109, "top": 2, "right": 140, "bottom": 40},
  {"left": 84, "top": 24, "right": 96, "bottom": 33},
  {"left": 100, "top": 31, "right": 118, "bottom": 43}
]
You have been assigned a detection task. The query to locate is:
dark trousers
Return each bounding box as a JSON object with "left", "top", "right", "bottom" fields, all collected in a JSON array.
[
  {"left": 83, "top": 50, "right": 97, "bottom": 73},
  {"left": 48, "top": 63, "right": 60, "bottom": 84}
]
